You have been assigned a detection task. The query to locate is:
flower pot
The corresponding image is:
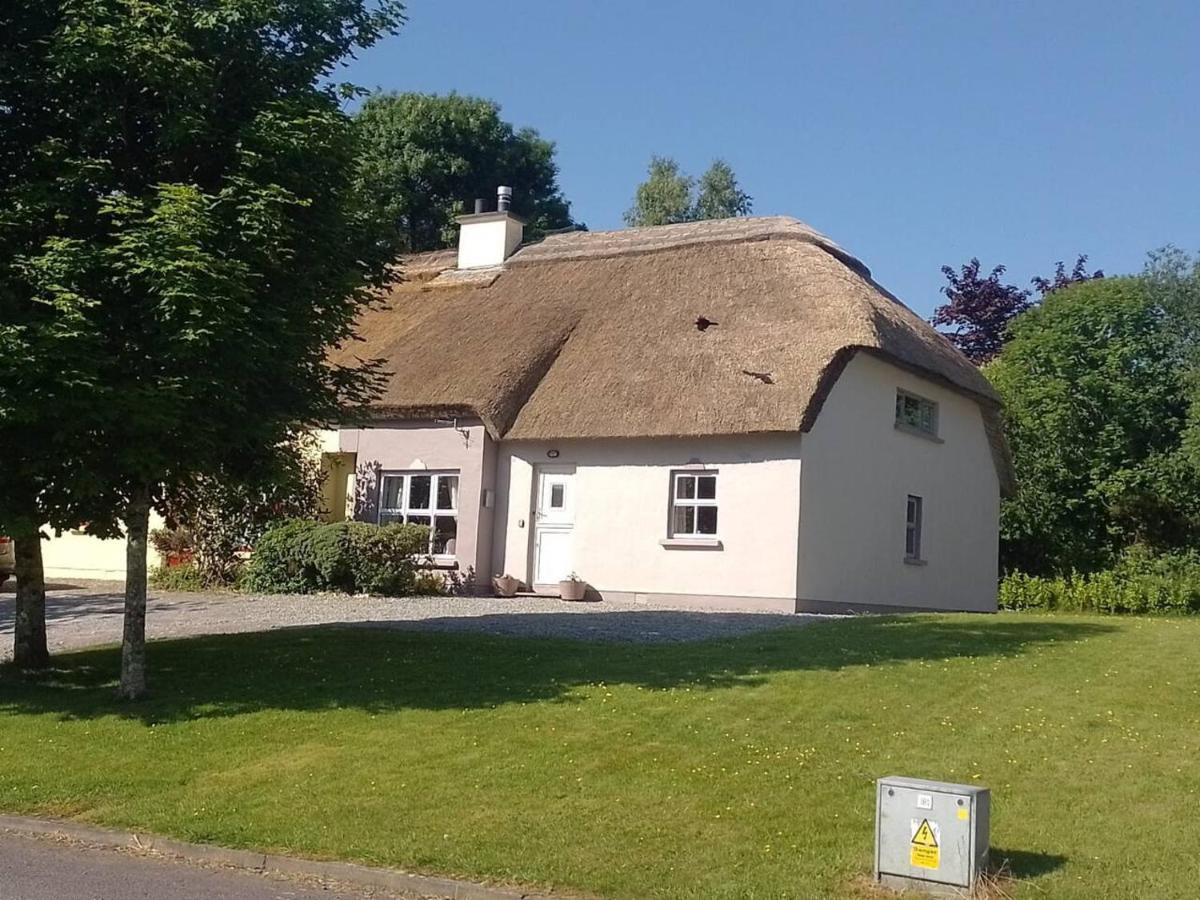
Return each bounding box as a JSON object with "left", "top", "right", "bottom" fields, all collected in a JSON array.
[
  {"left": 558, "top": 579, "right": 587, "bottom": 602},
  {"left": 166, "top": 551, "right": 194, "bottom": 568},
  {"left": 493, "top": 574, "right": 520, "bottom": 597}
]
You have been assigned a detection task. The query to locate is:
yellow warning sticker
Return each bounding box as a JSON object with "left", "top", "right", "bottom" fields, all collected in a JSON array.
[
  {"left": 957, "top": 807, "right": 970, "bottom": 821},
  {"left": 910, "top": 818, "right": 940, "bottom": 870}
]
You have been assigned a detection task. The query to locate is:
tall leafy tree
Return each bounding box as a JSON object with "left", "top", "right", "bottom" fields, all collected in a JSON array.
[
  {"left": 693, "top": 159, "right": 753, "bottom": 220},
  {"left": 355, "top": 92, "right": 576, "bottom": 252},
  {"left": 624, "top": 156, "right": 752, "bottom": 227},
  {"left": 988, "top": 277, "right": 1200, "bottom": 575},
  {"left": 0, "top": 0, "right": 404, "bottom": 696},
  {"left": 932, "top": 260, "right": 1033, "bottom": 364}
]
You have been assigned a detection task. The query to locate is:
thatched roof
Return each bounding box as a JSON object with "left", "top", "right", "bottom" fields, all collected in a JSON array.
[{"left": 336, "top": 216, "right": 1013, "bottom": 492}]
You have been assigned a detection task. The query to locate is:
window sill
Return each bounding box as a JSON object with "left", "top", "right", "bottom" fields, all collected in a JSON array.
[
  {"left": 903, "top": 557, "right": 928, "bottom": 567},
  {"left": 422, "top": 556, "right": 459, "bottom": 570},
  {"left": 660, "top": 537, "right": 723, "bottom": 550},
  {"left": 894, "top": 422, "right": 944, "bottom": 444}
]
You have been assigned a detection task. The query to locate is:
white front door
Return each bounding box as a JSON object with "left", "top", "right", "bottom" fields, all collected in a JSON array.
[{"left": 533, "top": 467, "right": 575, "bottom": 585}]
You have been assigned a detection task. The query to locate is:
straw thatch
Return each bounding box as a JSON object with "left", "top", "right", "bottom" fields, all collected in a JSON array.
[{"left": 334, "top": 216, "right": 1013, "bottom": 493}]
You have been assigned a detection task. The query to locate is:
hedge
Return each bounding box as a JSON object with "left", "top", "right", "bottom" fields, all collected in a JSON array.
[
  {"left": 999, "top": 549, "right": 1200, "bottom": 615},
  {"left": 242, "top": 520, "right": 430, "bottom": 596}
]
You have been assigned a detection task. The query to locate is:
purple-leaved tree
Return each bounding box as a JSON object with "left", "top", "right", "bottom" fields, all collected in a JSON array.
[{"left": 932, "top": 260, "right": 1032, "bottom": 365}]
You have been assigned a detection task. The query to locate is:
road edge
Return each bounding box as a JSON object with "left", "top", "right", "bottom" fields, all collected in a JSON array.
[{"left": 0, "top": 814, "right": 555, "bottom": 900}]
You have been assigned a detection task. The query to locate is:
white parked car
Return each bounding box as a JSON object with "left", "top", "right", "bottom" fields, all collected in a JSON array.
[{"left": 0, "top": 536, "right": 14, "bottom": 587}]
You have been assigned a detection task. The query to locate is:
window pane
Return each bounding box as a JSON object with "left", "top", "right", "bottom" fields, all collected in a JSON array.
[
  {"left": 676, "top": 475, "right": 696, "bottom": 500},
  {"left": 409, "top": 475, "right": 431, "bottom": 510},
  {"left": 550, "top": 483, "right": 564, "bottom": 508},
  {"left": 380, "top": 512, "right": 405, "bottom": 526},
  {"left": 673, "top": 505, "right": 695, "bottom": 535},
  {"left": 409, "top": 514, "right": 431, "bottom": 529},
  {"left": 697, "top": 475, "right": 716, "bottom": 500},
  {"left": 907, "top": 497, "right": 918, "bottom": 526},
  {"left": 381, "top": 477, "right": 403, "bottom": 511},
  {"left": 436, "top": 475, "right": 458, "bottom": 511},
  {"left": 433, "top": 516, "right": 457, "bottom": 555},
  {"left": 697, "top": 506, "right": 718, "bottom": 534}
]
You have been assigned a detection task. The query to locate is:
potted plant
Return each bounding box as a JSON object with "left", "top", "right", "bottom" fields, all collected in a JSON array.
[
  {"left": 492, "top": 573, "right": 520, "bottom": 597},
  {"left": 558, "top": 572, "right": 587, "bottom": 602}
]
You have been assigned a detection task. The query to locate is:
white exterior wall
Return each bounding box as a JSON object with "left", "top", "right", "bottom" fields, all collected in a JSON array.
[
  {"left": 494, "top": 435, "right": 803, "bottom": 607},
  {"left": 456, "top": 216, "right": 523, "bottom": 269},
  {"left": 796, "top": 352, "right": 999, "bottom": 611}
]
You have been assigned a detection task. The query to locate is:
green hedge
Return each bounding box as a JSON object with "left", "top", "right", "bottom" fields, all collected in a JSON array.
[
  {"left": 1000, "top": 550, "right": 1200, "bottom": 614},
  {"left": 242, "top": 520, "right": 430, "bottom": 596},
  {"left": 149, "top": 562, "right": 206, "bottom": 592}
]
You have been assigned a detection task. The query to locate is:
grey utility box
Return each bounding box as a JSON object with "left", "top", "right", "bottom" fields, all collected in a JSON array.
[{"left": 875, "top": 776, "right": 990, "bottom": 896}]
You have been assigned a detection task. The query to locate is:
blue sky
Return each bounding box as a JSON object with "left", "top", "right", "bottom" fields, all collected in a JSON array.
[{"left": 343, "top": 1, "right": 1199, "bottom": 317}]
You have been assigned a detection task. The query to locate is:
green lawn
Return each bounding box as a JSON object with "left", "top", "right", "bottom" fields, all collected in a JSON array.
[{"left": 1, "top": 614, "right": 1197, "bottom": 899}]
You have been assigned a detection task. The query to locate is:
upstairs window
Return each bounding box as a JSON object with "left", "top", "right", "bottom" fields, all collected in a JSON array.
[
  {"left": 896, "top": 389, "right": 938, "bottom": 438},
  {"left": 378, "top": 471, "right": 459, "bottom": 556},
  {"left": 905, "top": 495, "right": 923, "bottom": 562},
  {"left": 671, "top": 471, "right": 718, "bottom": 537}
]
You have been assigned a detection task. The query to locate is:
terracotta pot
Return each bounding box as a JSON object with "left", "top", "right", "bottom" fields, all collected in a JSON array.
[
  {"left": 166, "top": 551, "right": 194, "bottom": 568},
  {"left": 558, "top": 579, "right": 587, "bottom": 602},
  {"left": 493, "top": 574, "right": 520, "bottom": 597}
]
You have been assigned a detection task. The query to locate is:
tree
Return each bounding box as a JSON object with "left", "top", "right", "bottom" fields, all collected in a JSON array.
[
  {"left": 932, "top": 260, "right": 1033, "bottom": 365},
  {"left": 693, "top": 160, "right": 753, "bottom": 220},
  {"left": 1, "top": 0, "right": 404, "bottom": 697},
  {"left": 1032, "top": 255, "right": 1104, "bottom": 297},
  {"left": 355, "top": 92, "right": 576, "bottom": 252},
  {"left": 624, "top": 156, "right": 753, "bottom": 227},
  {"left": 987, "top": 277, "right": 1200, "bottom": 575}
]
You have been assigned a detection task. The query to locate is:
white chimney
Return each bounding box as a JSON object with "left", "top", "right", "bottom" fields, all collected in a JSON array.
[{"left": 455, "top": 185, "right": 525, "bottom": 269}]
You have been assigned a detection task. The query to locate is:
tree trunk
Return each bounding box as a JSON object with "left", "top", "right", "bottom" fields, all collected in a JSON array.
[
  {"left": 12, "top": 527, "right": 50, "bottom": 670},
  {"left": 118, "top": 486, "right": 151, "bottom": 700}
]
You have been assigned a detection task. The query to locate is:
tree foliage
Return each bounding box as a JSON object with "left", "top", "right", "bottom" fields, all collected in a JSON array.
[
  {"left": 988, "top": 276, "right": 1200, "bottom": 575},
  {"left": 0, "top": 0, "right": 404, "bottom": 694},
  {"left": 355, "top": 92, "right": 576, "bottom": 252},
  {"left": 933, "top": 255, "right": 1104, "bottom": 365},
  {"left": 933, "top": 260, "right": 1032, "bottom": 364},
  {"left": 624, "top": 156, "right": 752, "bottom": 227}
]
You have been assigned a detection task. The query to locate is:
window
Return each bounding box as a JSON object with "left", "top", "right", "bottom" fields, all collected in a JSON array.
[
  {"left": 378, "top": 472, "right": 459, "bottom": 556},
  {"left": 905, "top": 495, "right": 923, "bottom": 561},
  {"left": 895, "top": 389, "right": 938, "bottom": 438},
  {"left": 671, "top": 471, "right": 718, "bottom": 537}
]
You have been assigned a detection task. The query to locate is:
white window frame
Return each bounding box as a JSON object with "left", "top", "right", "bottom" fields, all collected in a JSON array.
[
  {"left": 895, "top": 389, "right": 940, "bottom": 440},
  {"left": 669, "top": 471, "right": 719, "bottom": 538},
  {"left": 905, "top": 494, "right": 924, "bottom": 563},
  {"left": 377, "top": 470, "right": 460, "bottom": 560}
]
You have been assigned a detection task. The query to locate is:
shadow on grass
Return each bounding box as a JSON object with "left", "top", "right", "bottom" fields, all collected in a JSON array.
[
  {"left": 990, "top": 847, "right": 1069, "bottom": 879},
  {"left": 0, "top": 614, "right": 1115, "bottom": 725}
]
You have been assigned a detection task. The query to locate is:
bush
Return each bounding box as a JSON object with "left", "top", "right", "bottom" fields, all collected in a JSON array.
[
  {"left": 242, "top": 519, "right": 429, "bottom": 596},
  {"left": 999, "top": 549, "right": 1200, "bottom": 614},
  {"left": 149, "top": 562, "right": 206, "bottom": 592}
]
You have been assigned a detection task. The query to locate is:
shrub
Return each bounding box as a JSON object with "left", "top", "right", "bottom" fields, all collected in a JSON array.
[
  {"left": 999, "top": 549, "right": 1200, "bottom": 614},
  {"left": 149, "top": 562, "right": 206, "bottom": 592},
  {"left": 242, "top": 519, "right": 429, "bottom": 595}
]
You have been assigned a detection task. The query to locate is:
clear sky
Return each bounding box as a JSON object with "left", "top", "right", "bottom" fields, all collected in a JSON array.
[{"left": 343, "top": 0, "right": 1199, "bottom": 317}]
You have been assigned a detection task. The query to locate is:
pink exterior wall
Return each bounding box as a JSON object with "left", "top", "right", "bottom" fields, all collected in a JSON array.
[{"left": 339, "top": 419, "right": 494, "bottom": 585}]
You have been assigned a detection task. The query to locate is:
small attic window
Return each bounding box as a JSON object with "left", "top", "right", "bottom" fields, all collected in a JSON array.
[{"left": 895, "top": 389, "right": 939, "bottom": 439}]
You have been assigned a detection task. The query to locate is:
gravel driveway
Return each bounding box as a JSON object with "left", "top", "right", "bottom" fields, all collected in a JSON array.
[{"left": 0, "top": 581, "right": 820, "bottom": 660}]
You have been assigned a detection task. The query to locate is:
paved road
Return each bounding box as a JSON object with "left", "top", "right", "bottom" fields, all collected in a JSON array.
[
  {"left": 0, "top": 581, "right": 815, "bottom": 661},
  {"left": 0, "top": 832, "right": 402, "bottom": 900}
]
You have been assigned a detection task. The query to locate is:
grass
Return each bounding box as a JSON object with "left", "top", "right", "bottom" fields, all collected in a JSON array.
[{"left": 0, "top": 613, "right": 1197, "bottom": 899}]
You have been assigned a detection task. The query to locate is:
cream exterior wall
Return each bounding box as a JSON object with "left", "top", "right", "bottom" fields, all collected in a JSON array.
[
  {"left": 796, "top": 352, "right": 1000, "bottom": 612},
  {"left": 42, "top": 513, "right": 166, "bottom": 581},
  {"left": 493, "top": 436, "right": 804, "bottom": 601},
  {"left": 340, "top": 419, "right": 493, "bottom": 582}
]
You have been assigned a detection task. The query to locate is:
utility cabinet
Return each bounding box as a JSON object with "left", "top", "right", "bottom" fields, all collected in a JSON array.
[{"left": 875, "top": 776, "right": 989, "bottom": 896}]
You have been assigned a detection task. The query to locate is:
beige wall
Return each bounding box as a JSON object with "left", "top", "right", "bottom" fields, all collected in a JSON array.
[
  {"left": 796, "top": 352, "right": 999, "bottom": 611},
  {"left": 340, "top": 419, "right": 493, "bottom": 583},
  {"left": 493, "top": 435, "right": 804, "bottom": 602},
  {"left": 42, "top": 514, "right": 166, "bottom": 581}
]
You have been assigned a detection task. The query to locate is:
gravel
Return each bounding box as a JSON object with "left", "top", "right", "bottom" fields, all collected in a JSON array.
[{"left": 0, "top": 581, "right": 822, "bottom": 660}]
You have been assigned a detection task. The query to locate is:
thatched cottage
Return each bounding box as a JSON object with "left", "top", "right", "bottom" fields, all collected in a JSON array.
[{"left": 321, "top": 189, "right": 1011, "bottom": 613}]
